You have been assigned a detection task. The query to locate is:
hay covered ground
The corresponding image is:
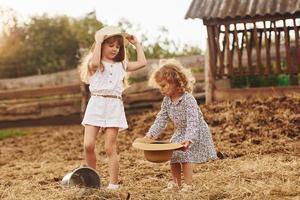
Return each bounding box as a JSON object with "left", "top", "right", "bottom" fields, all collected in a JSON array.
[{"left": 0, "top": 95, "right": 299, "bottom": 200}]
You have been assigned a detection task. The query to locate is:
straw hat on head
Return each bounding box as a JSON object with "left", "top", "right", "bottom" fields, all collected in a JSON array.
[
  {"left": 132, "top": 137, "right": 183, "bottom": 163},
  {"left": 95, "top": 26, "right": 130, "bottom": 46}
]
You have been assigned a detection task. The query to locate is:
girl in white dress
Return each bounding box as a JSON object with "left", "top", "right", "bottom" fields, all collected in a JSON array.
[{"left": 79, "top": 26, "right": 147, "bottom": 190}]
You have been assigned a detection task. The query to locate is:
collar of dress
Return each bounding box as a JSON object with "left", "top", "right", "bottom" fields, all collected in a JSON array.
[{"left": 167, "top": 92, "right": 186, "bottom": 106}]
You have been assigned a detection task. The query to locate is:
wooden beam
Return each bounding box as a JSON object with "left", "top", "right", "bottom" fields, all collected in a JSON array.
[
  {"left": 0, "top": 84, "right": 81, "bottom": 100},
  {"left": 213, "top": 86, "right": 300, "bottom": 101},
  {"left": 123, "top": 89, "right": 163, "bottom": 104},
  {"left": 219, "top": 25, "right": 300, "bottom": 34},
  {"left": 203, "top": 13, "right": 300, "bottom": 26}
]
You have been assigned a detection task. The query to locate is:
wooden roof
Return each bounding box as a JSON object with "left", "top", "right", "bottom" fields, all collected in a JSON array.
[{"left": 185, "top": 0, "right": 300, "bottom": 20}]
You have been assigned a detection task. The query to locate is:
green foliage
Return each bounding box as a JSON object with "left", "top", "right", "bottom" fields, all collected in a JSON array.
[
  {"left": 230, "top": 74, "right": 300, "bottom": 88},
  {"left": 0, "top": 10, "right": 202, "bottom": 78},
  {"left": 0, "top": 129, "right": 28, "bottom": 139},
  {"left": 0, "top": 11, "right": 102, "bottom": 78}
]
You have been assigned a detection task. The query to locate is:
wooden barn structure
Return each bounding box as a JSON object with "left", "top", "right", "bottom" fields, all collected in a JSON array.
[{"left": 186, "top": 0, "right": 300, "bottom": 102}]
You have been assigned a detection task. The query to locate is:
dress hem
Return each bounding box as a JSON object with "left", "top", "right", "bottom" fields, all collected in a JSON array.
[
  {"left": 170, "top": 156, "right": 218, "bottom": 164},
  {"left": 81, "top": 122, "right": 128, "bottom": 130}
]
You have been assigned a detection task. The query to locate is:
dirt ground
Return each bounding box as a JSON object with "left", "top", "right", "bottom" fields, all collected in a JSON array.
[{"left": 0, "top": 94, "right": 299, "bottom": 200}]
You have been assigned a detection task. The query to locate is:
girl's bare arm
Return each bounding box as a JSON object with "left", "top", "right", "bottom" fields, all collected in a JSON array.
[{"left": 126, "top": 36, "right": 147, "bottom": 71}]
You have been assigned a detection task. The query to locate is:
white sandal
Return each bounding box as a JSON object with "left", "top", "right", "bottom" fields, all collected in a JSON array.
[
  {"left": 180, "top": 183, "right": 193, "bottom": 192},
  {"left": 106, "top": 183, "right": 120, "bottom": 190},
  {"left": 160, "top": 181, "right": 179, "bottom": 193}
]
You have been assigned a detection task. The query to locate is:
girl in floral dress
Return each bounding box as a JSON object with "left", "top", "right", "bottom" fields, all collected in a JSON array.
[{"left": 145, "top": 59, "right": 217, "bottom": 192}]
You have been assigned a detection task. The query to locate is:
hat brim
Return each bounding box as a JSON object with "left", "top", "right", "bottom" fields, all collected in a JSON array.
[
  {"left": 104, "top": 32, "right": 130, "bottom": 46},
  {"left": 132, "top": 138, "right": 183, "bottom": 151}
]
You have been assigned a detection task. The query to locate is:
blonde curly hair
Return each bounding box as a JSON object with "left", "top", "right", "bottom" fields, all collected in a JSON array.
[{"left": 149, "top": 59, "right": 195, "bottom": 93}]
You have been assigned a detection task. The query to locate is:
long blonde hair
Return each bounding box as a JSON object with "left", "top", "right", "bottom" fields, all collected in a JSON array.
[
  {"left": 149, "top": 59, "right": 195, "bottom": 93},
  {"left": 78, "top": 49, "right": 93, "bottom": 84}
]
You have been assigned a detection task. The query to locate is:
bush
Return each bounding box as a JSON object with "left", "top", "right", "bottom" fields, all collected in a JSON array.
[{"left": 230, "top": 74, "right": 300, "bottom": 88}]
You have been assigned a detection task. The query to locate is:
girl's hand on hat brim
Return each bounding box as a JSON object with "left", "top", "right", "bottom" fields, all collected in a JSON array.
[
  {"left": 180, "top": 140, "right": 192, "bottom": 151},
  {"left": 144, "top": 134, "right": 154, "bottom": 140},
  {"left": 126, "top": 35, "right": 139, "bottom": 46}
]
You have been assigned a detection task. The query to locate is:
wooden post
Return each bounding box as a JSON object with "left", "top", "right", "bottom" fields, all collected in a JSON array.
[
  {"left": 253, "top": 22, "right": 262, "bottom": 75},
  {"left": 233, "top": 23, "right": 243, "bottom": 76},
  {"left": 283, "top": 19, "right": 292, "bottom": 74},
  {"left": 207, "top": 26, "right": 217, "bottom": 78},
  {"left": 290, "top": 18, "right": 299, "bottom": 86},
  {"left": 205, "top": 39, "right": 214, "bottom": 103},
  {"left": 273, "top": 21, "right": 281, "bottom": 74},
  {"left": 293, "top": 18, "right": 300, "bottom": 74},
  {"left": 214, "top": 25, "right": 224, "bottom": 78},
  {"left": 263, "top": 21, "right": 272, "bottom": 75},
  {"left": 224, "top": 25, "right": 232, "bottom": 76},
  {"left": 244, "top": 23, "right": 252, "bottom": 75},
  {"left": 220, "top": 30, "right": 226, "bottom": 77}
]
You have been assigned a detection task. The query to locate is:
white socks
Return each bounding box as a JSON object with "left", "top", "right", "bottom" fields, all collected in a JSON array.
[{"left": 107, "top": 183, "right": 120, "bottom": 190}]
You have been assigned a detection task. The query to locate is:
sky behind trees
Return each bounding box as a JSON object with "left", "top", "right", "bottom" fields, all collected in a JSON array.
[{"left": 0, "top": 0, "right": 207, "bottom": 50}]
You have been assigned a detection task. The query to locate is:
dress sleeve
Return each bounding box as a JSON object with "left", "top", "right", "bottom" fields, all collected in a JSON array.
[
  {"left": 146, "top": 97, "right": 169, "bottom": 138},
  {"left": 184, "top": 94, "right": 202, "bottom": 143}
]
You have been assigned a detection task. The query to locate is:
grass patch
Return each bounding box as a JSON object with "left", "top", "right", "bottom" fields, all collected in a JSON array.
[{"left": 0, "top": 129, "right": 28, "bottom": 140}]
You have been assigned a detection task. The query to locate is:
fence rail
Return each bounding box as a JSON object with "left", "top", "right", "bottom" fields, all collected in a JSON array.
[
  {"left": 0, "top": 84, "right": 81, "bottom": 100},
  {"left": 0, "top": 72, "right": 206, "bottom": 127}
]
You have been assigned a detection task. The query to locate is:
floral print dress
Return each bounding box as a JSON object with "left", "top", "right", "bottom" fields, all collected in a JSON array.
[{"left": 147, "top": 92, "right": 218, "bottom": 163}]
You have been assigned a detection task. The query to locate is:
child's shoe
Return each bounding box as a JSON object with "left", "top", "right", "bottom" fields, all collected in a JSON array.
[
  {"left": 106, "top": 183, "right": 120, "bottom": 190},
  {"left": 160, "top": 181, "right": 179, "bottom": 193},
  {"left": 180, "top": 183, "right": 193, "bottom": 193}
]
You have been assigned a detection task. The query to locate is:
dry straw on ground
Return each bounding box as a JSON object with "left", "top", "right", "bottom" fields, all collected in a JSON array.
[{"left": 0, "top": 95, "right": 299, "bottom": 199}]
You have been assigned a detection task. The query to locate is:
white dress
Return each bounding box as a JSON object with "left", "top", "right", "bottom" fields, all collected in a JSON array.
[{"left": 81, "top": 61, "right": 128, "bottom": 129}]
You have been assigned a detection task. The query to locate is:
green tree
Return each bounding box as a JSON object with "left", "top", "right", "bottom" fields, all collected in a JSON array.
[
  {"left": 0, "top": 9, "right": 201, "bottom": 78},
  {"left": 0, "top": 11, "right": 103, "bottom": 78}
]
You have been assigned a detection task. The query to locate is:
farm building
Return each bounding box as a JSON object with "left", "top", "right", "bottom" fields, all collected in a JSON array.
[{"left": 186, "top": 0, "right": 300, "bottom": 102}]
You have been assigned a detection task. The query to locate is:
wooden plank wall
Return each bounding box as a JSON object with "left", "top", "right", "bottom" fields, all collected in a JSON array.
[{"left": 208, "top": 18, "right": 300, "bottom": 82}]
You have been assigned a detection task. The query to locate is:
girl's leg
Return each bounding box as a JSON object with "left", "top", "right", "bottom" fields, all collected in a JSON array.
[
  {"left": 104, "top": 127, "right": 119, "bottom": 184},
  {"left": 84, "top": 125, "right": 100, "bottom": 169},
  {"left": 170, "top": 163, "right": 182, "bottom": 186},
  {"left": 182, "top": 163, "right": 193, "bottom": 185}
]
